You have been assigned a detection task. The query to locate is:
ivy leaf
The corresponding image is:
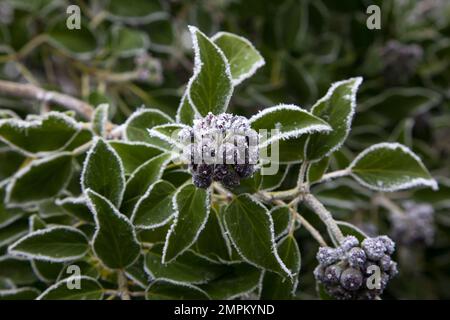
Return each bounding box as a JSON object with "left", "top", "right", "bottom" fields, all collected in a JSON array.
[
  {"left": 223, "top": 194, "right": 292, "bottom": 277},
  {"left": 308, "top": 157, "right": 330, "bottom": 184},
  {"left": 37, "top": 276, "right": 103, "bottom": 300},
  {"left": 55, "top": 196, "right": 94, "bottom": 224},
  {"left": 163, "top": 184, "right": 210, "bottom": 263},
  {"left": 176, "top": 93, "right": 196, "bottom": 125},
  {"left": 86, "top": 189, "right": 140, "bottom": 269},
  {"left": 199, "top": 263, "right": 261, "bottom": 299},
  {"left": 124, "top": 108, "right": 173, "bottom": 147},
  {"left": 261, "top": 165, "right": 289, "bottom": 191},
  {"left": 109, "top": 26, "right": 149, "bottom": 57},
  {"left": 105, "top": 0, "right": 166, "bottom": 24},
  {"left": 212, "top": 32, "right": 265, "bottom": 86},
  {"left": 81, "top": 138, "right": 125, "bottom": 207},
  {"left": 109, "top": 141, "right": 164, "bottom": 175},
  {"left": 0, "top": 219, "right": 28, "bottom": 249},
  {"left": 121, "top": 153, "right": 172, "bottom": 215},
  {"left": 0, "top": 186, "right": 25, "bottom": 228},
  {"left": 132, "top": 180, "right": 176, "bottom": 229},
  {"left": 6, "top": 153, "right": 73, "bottom": 206},
  {"left": 349, "top": 143, "right": 437, "bottom": 191},
  {"left": 0, "top": 256, "right": 38, "bottom": 285},
  {"left": 305, "top": 77, "right": 363, "bottom": 161},
  {"left": 0, "top": 112, "right": 80, "bottom": 155},
  {"left": 334, "top": 221, "right": 368, "bottom": 243},
  {"left": 147, "top": 123, "right": 189, "bottom": 150},
  {"left": 270, "top": 206, "right": 291, "bottom": 239},
  {"left": 8, "top": 226, "right": 89, "bottom": 262},
  {"left": 249, "top": 104, "right": 331, "bottom": 148},
  {"left": 260, "top": 235, "right": 301, "bottom": 299},
  {"left": 145, "top": 243, "right": 226, "bottom": 284},
  {"left": 0, "top": 287, "right": 40, "bottom": 300},
  {"left": 146, "top": 280, "right": 210, "bottom": 300},
  {"left": 91, "top": 104, "right": 109, "bottom": 137},
  {"left": 0, "top": 148, "right": 25, "bottom": 183},
  {"left": 185, "top": 26, "right": 233, "bottom": 116}
]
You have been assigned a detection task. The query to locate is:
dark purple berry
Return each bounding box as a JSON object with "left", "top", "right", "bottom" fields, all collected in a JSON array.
[
  {"left": 213, "top": 164, "right": 228, "bottom": 181},
  {"left": 323, "top": 265, "right": 342, "bottom": 285},
  {"left": 193, "top": 174, "right": 212, "bottom": 189},
  {"left": 362, "top": 238, "right": 386, "bottom": 261},
  {"left": 340, "top": 236, "right": 359, "bottom": 252},
  {"left": 235, "top": 164, "right": 254, "bottom": 179},
  {"left": 340, "top": 268, "right": 363, "bottom": 291},
  {"left": 348, "top": 247, "right": 366, "bottom": 268},
  {"left": 221, "top": 171, "right": 240, "bottom": 189},
  {"left": 317, "top": 247, "right": 341, "bottom": 266}
]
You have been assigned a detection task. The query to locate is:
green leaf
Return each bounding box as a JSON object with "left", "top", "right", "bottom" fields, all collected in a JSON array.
[
  {"left": 105, "top": 0, "right": 166, "bottom": 24},
  {"left": 138, "top": 223, "right": 171, "bottom": 243},
  {"left": 194, "top": 208, "right": 231, "bottom": 263},
  {"left": 109, "top": 140, "right": 163, "bottom": 175},
  {"left": 86, "top": 189, "right": 140, "bottom": 269},
  {"left": 109, "top": 26, "right": 149, "bottom": 57},
  {"left": 335, "top": 221, "right": 368, "bottom": 243},
  {"left": 81, "top": 138, "right": 125, "bottom": 207},
  {"left": 0, "top": 112, "right": 81, "bottom": 155},
  {"left": 308, "top": 157, "right": 330, "bottom": 184},
  {"left": 91, "top": 104, "right": 109, "bottom": 137},
  {"left": 124, "top": 108, "right": 173, "bottom": 147},
  {"left": 185, "top": 26, "right": 233, "bottom": 116},
  {"left": 146, "top": 280, "right": 210, "bottom": 300},
  {"left": 305, "top": 77, "right": 363, "bottom": 161},
  {"left": 145, "top": 243, "right": 226, "bottom": 284},
  {"left": 8, "top": 226, "right": 89, "bottom": 262},
  {"left": 6, "top": 153, "right": 73, "bottom": 206},
  {"left": 176, "top": 93, "right": 196, "bottom": 125},
  {"left": 37, "top": 276, "right": 103, "bottom": 300},
  {"left": 0, "top": 219, "right": 28, "bottom": 248},
  {"left": 163, "top": 184, "right": 210, "bottom": 263},
  {"left": 212, "top": 32, "right": 265, "bottom": 85},
  {"left": 125, "top": 255, "right": 148, "bottom": 289},
  {"left": 0, "top": 186, "right": 24, "bottom": 228},
  {"left": 132, "top": 180, "right": 176, "bottom": 229},
  {"left": 261, "top": 165, "right": 289, "bottom": 191},
  {"left": 349, "top": 143, "right": 437, "bottom": 191},
  {"left": 0, "top": 287, "right": 40, "bottom": 300},
  {"left": 260, "top": 235, "right": 301, "bottom": 299},
  {"left": 249, "top": 104, "right": 331, "bottom": 148},
  {"left": 121, "top": 153, "right": 172, "bottom": 215},
  {"left": 0, "top": 256, "right": 37, "bottom": 285},
  {"left": 270, "top": 206, "right": 291, "bottom": 239},
  {"left": 199, "top": 263, "right": 261, "bottom": 299},
  {"left": 0, "top": 148, "right": 25, "bottom": 183},
  {"left": 147, "top": 123, "right": 188, "bottom": 150},
  {"left": 55, "top": 196, "right": 94, "bottom": 224},
  {"left": 223, "top": 194, "right": 291, "bottom": 277}
]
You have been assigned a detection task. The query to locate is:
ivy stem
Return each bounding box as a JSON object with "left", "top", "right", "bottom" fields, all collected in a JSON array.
[
  {"left": 318, "top": 168, "right": 351, "bottom": 184},
  {"left": 117, "top": 270, "right": 131, "bottom": 300},
  {"left": 303, "top": 193, "right": 344, "bottom": 244},
  {"left": 296, "top": 161, "right": 309, "bottom": 190}
]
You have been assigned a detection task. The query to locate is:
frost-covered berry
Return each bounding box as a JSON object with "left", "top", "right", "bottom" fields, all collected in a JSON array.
[
  {"left": 340, "top": 268, "right": 363, "bottom": 291},
  {"left": 235, "top": 164, "right": 254, "bottom": 179},
  {"left": 323, "top": 265, "right": 342, "bottom": 285},
  {"left": 379, "top": 255, "right": 392, "bottom": 272},
  {"left": 213, "top": 164, "right": 228, "bottom": 181},
  {"left": 348, "top": 247, "right": 366, "bottom": 268},
  {"left": 362, "top": 237, "right": 386, "bottom": 261},
  {"left": 317, "top": 247, "right": 342, "bottom": 266},
  {"left": 340, "top": 236, "right": 359, "bottom": 252},
  {"left": 221, "top": 170, "right": 240, "bottom": 189},
  {"left": 193, "top": 174, "right": 212, "bottom": 189}
]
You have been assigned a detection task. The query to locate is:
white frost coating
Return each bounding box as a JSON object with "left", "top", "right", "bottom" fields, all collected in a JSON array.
[
  {"left": 186, "top": 25, "right": 234, "bottom": 115},
  {"left": 211, "top": 31, "right": 266, "bottom": 86},
  {"left": 80, "top": 137, "right": 126, "bottom": 206},
  {"left": 131, "top": 180, "right": 176, "bottom": 229},
  {"left": 162, "top": 185, "right": 211, "bottom": 264},
  {"left": 7, "top": 226, "right": 89, "bottom": 263},
  {"left": 0, "top": 287, "right": 40, "bottom": 297},
  {"left": 269, "top": 206, "right": 290, "bottom": 239},
  {"left": 223, "top": 194, "right": 293, "bottom": 278},
  {"left": 93, "top": 103, "right": 109, "bottom": 137},
  {"left": 5, "top": 152, "right": 73, "bottom": 208},
  {"left": 146, "top": 279, "right": 211, "bottom": 299},
  {"left": 249, "top": 104, "right": 332, "bottom": 148},
  {"left": 85, "top": 189, "right": 140, "bottom": 269},
  {"left": 36, "top": 275, "right": 103, "bottom": 300},
  {"left": 348, "top": 142, "right": 438, "bottom": 191},
  {"left": 123, "top": 107, "right": 174, "bottom": 141},
  {"left": 0, "top": 111, "right": 82, "bottom": 157},
  {"left": 306, "top": 77, "right": 363, "bottom": 161}
]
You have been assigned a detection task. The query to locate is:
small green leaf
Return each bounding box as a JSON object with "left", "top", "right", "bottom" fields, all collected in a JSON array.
[
  {"left": 81, "top": 138, "right": 125, "bottom": 207},
  {"left": 335, "top": 221, "right": 368, "bottom": 243},
  {"left": 212, "top": 32, "right": 265, "bottom": 85},
  {"left": 0, "top": 186, "right": 25, "bottom": 228},
  {"left": 8, "top": 226, "right": 89, "bottom": 262},
  {"left": 249, "top": 104, "right": 331, "bottom": 147},
  {"left": 163, "top": 184, "right": 210, "bottom": 263},
  {"left": 109, "top": 140, "right": 164, "bottom": 175},
  {"left": 145, "top": 244, "right": 226, "bottom": 284},
  {"left": 86, "top": 189, "right": 140, "bottom": 269},
  {"left": 109, "top": 26, "right": 149, "bottom": 57},
  {"left": 0, "top": 256, "right": 37, "bottom": 285},
  {"left": 146, "top": 280, "right": 210, "bottom": 300},
  {"left": 305, "top": 77, "right": 363, "bottom": 161},
  {"left": 37, "top": 276, "right": 103, "bottom": 300},
  {"left": 199, "top": 263, "right": 261, "bottom": 299},
  {"left": 349, "top": 143, "right": 437, "bottom": 191},
  {"left": 0, "top": 148, "right": 25, "bottom": 183},
  {"left": 132, "top": 180, "right": 176, "bottom": 229},
  {"left": 105, "top": 0, "right": 166, "bottom": 24},
  {"left": 223, "top": 194, "right": 291, "bottom": 277},
  {"left": 270, "top": 206, "right": 291, "bottom": 239},
  {"left": 261, "top": 165, "right": 289, "bottom": 191},
  {"left": 308, "top": 157, "right": 330, "bottom": 184},
  {"left": 124, "top": 108, "right": 173, "bottom": 147},
  {"left": 0, "top": 112, "right": 80, "bottom": 155},
  {"left": 147, "top": 123, "right": 188, "bottom": 150},
  {"left": 176, "top": 93, "right": 196, "bottom": 125},
  {"left": 0, "top": 219, "right": 28, "bottom": 248},
  {"left": 55, "top": 196, "right": 94, "bottom": 224},
  {"left": 186, "top": 26, "right": 233, "bottom": 116},
  {"left": 260, "top": 235, "right": 301, "bottom": 299},
  {"left": 91, "top": 104, "right": 109, "bottom": 137},
  {"left": 0, "top": 287, "right": 40, "bottom": 300},
  {"left": 6, "top": 153, "right": 73, "bottom": 206},
  {"left": 121, "top": 153, "right": 172, "bottom": 215}
]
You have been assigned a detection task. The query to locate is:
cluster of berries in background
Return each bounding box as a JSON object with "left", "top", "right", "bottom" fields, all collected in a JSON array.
[
  {"left": 390, "top": 201, "right": 435, "bottom": 247},
  {"left": 179, "top": 113, "right": 259, "bottom": 189},
  {"left": 314, "top": 235, "right": 398, "bottom": 300}
]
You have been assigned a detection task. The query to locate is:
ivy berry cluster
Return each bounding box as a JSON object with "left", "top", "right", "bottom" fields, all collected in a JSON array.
[
  {"left": 314, "top": 235, "right": 398, "bottom": 300},
  {"left": 179, "top": 112, "right": 259, "bottom": 189}
]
